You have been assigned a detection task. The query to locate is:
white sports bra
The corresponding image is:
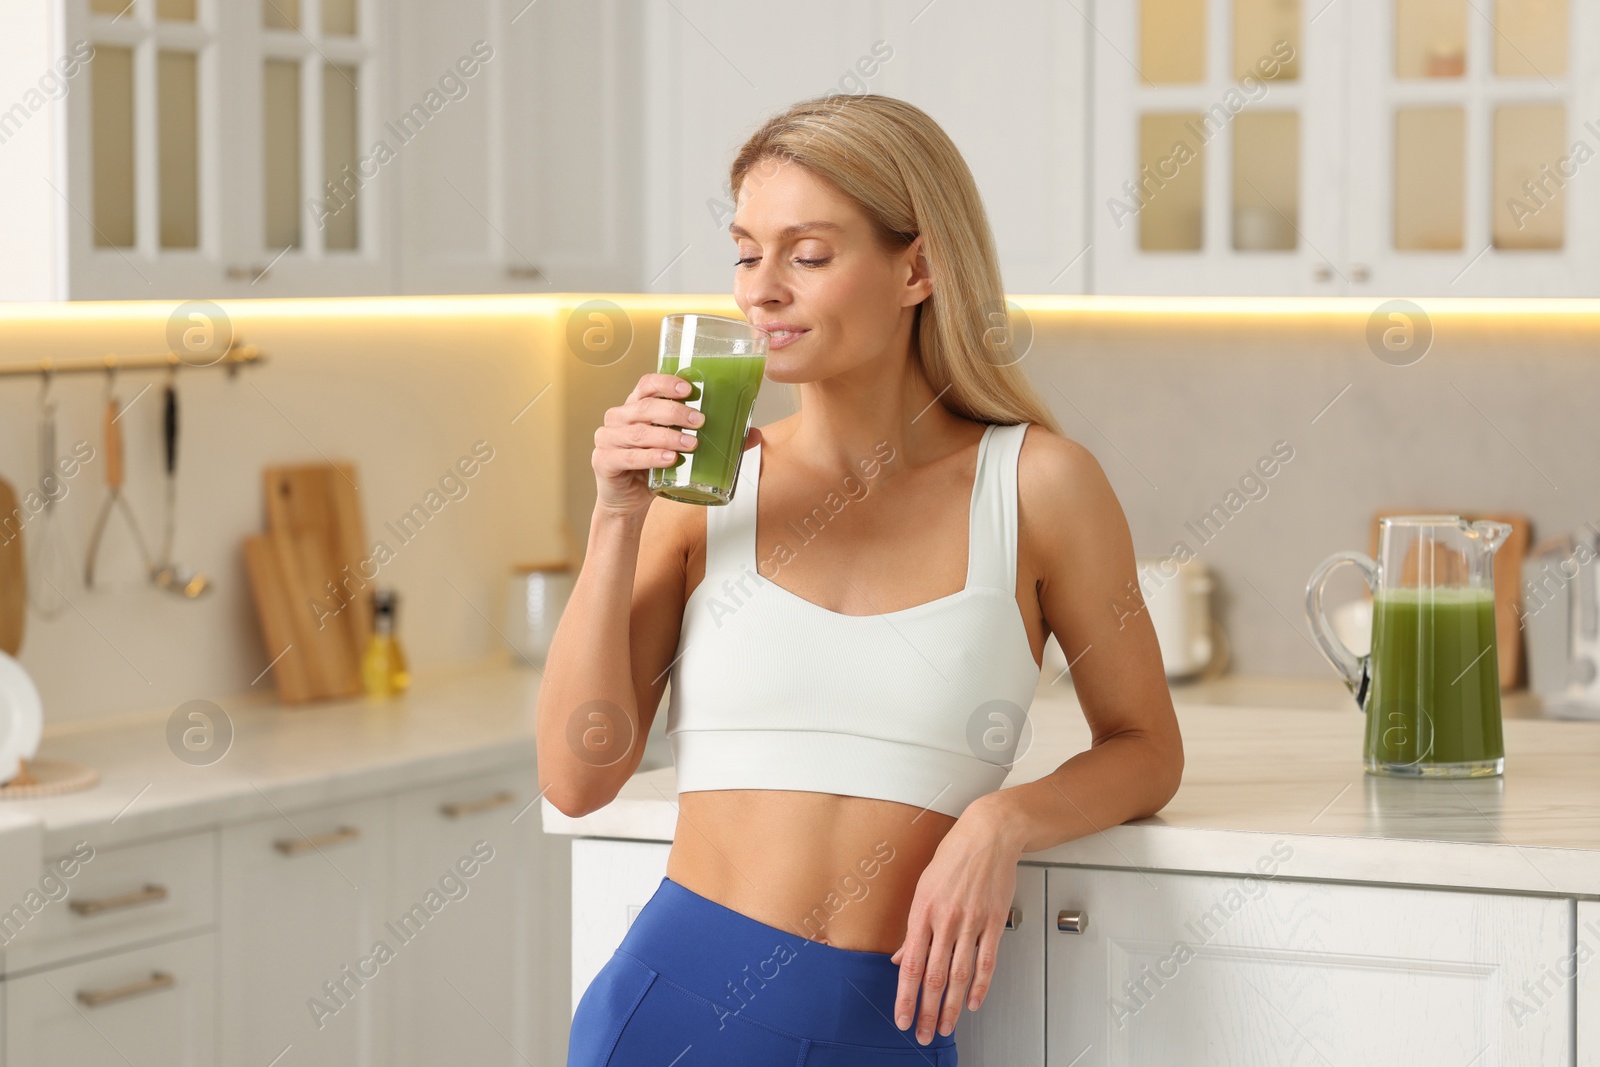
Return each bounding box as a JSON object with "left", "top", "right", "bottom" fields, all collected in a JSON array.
[{"left": 665, "top": 421, "right": 1042, "bottom": 818}]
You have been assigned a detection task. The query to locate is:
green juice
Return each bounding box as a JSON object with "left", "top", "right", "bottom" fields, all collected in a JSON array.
[
  {"left": 1363, "top": 586, "right": 1504, "bottom": 774},
  {"left": 649, "top": 353, "right": 765, "bottom": 505}
]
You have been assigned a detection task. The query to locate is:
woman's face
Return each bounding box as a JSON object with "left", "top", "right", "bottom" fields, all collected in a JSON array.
[{"left": 730, "top": 157, "right": 929, "bottom": 384}]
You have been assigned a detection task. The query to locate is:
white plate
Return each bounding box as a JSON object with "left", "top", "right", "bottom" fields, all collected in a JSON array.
[{"left": 0, "top": 651, "right": 43, "bottom": 785}]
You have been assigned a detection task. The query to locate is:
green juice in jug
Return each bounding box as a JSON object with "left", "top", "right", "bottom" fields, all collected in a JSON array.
[{"left": 1364, "top": 586, "right": 1504, "bottom": 770}]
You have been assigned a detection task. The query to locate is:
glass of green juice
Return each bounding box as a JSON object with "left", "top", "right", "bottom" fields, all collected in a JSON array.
[
  {"left": 1305, "top": 516, "right": 1514, "bottom": 778},
  {"left": 648, "top": 314, "right": 768, "bottom": 506}
]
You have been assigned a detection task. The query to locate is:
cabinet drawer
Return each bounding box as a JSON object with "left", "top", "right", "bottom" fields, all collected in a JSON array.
[
  {"left": 4, "top": 931, "right": 216, "bottom": 1066},
  {"left": 4, "top": 831, "right": 216, "bottom": 974}
]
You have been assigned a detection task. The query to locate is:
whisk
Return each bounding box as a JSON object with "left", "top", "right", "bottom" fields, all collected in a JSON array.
[
  {"left": 28, "top": 373, "right": 73, "bottom": 618},
  {"left": 83, "top": 373, "right": 154, "bottom": 590}
]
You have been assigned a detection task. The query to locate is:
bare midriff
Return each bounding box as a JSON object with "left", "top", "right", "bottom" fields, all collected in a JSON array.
[
  {"left": 663, "top": 418, "right": 1044, "bottom": 955},
  {"left": 664, "top": 789, "right": 958, "bottom": 954}
]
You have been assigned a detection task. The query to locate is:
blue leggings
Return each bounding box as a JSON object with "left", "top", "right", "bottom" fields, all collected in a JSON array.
[{"left": 568, "top": 875, "right": 958, "bottom": 1065}]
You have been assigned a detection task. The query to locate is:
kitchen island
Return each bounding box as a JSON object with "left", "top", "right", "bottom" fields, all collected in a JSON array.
[{"left": 544, "top": 673, "right": 1600, "bottom": 1067}]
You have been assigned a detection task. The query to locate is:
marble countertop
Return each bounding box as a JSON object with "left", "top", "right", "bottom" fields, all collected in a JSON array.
[
  {"left": 3, "top": 659, "right": 1594, "bottom": 905},
  {"left": 542, "top": 675, "right": 1600, "bottom": 899},
  {"left": 0, "top": 658, "right": 543, "bottom": 860}
]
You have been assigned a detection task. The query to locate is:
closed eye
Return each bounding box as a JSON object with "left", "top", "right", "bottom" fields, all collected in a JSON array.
[{"left": 734, "top": 257, "right": 831, "bottom": 268}]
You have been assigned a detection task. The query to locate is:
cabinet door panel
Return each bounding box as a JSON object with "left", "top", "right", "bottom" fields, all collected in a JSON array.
[
  {"left": 569, "top": 836, "right": 670, "bottom": 1013},
  {"left": 1046, "top": 865, "right": 1572, "bottom": 1066},
  {"left": 220, "top": 796, "right": 390, "bottom": 1067},
  {"left": 1345, "top": 0, "right": 1600, "bottom": 295},
  {"left": 641, "top": 0, "right": 879, "bottom": 293},
  {"left": 957, "top": 865, "right": 1045, "bottom": 1067},
  {"left": 877, "top": 0, "right": 1089, "bottom": 294},
  {"left": 1091, "top": 0, "right": 1346, "bottom": 295},
  {"left": 393, "top": 0, "right": 639, "bottom": 294},
  {"left": 5, "top": 932, "right": 216, "bottom": 1067},
  {"left": 1580, "top": 900, "right": 1599, "bottom": 1067},
  {"left": 387, "top": 765, "right": 570, "bottom": 1067}
]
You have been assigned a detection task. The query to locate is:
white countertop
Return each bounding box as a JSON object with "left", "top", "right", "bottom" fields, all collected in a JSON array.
[
  {"left": 543, "top": 676, "right": 1600, "bottom": 899},
  {"left": 4, "top": 660, "right": 1594, "bottom": 902},
  {"left": 0, "top": 658, "right": 542, "bottom": 858}
]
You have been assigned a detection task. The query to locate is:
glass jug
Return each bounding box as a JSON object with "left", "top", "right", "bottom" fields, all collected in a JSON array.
[{"left": 1305, "top": 515, "right": 1511, "bottom": 777}]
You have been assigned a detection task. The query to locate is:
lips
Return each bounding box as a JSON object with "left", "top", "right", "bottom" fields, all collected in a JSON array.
[{"left": 759, "top": 324, "right": 809, "bottom": 350}]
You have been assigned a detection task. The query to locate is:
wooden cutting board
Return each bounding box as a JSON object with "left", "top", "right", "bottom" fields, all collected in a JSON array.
[
  {"left": 1369, "top": 510, "right": 1532, "bottom": 691},
  {"left": 0, "top": 478, "right": 23, "bottom": 657},
  {"left": 265, "top": 462, "right": 373, "bottom": 649},
  {"left": 243, "top": 534, "right": 315, "bottom": 703},
  {"left": 245, "top": 462, "right": 372, "bottom": 703}
]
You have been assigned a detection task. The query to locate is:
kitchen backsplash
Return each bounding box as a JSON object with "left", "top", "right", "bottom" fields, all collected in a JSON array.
[
  {"left": 3, "top": 296, "right": 1596, "bottom": 727},
  {"left": 0, "top": 298, "right": 565, "bottom": 726}
]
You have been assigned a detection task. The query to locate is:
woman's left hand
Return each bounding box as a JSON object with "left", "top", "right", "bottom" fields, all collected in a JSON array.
[{"left": 889, "top": 798, "right": 1023, "bottom": 1044}]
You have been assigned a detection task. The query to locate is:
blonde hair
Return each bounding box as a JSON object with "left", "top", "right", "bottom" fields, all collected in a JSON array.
[{"left": 730, "top": 93, "right": 1063, "bottom": 435}]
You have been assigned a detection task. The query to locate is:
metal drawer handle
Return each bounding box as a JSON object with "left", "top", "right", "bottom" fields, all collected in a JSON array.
[
  {"left": 440, "top": 790, "right": 516, "bottom": 819},
  {"left": 273, "top": 826, "right": 361, "bottom": 855},
  {"left": 1004, "top": 906, "right": 1020, "bottom": 931},
  {"left": 69, "top": 883, "right": 169, "bottom": 916},
  {"left": 1057, "top": 909, "right": 1088, "bottom": 934},
  {"left": 77, "top": 971, "right": 176, "bottom": 1008}
]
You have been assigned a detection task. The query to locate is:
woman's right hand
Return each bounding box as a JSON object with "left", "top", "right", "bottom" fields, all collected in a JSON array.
[{"left": 593, "top": 373, "right": 760, "bottom": 518}]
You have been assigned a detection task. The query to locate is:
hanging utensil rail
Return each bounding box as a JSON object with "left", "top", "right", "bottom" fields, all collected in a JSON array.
[{"left": 0, "top": 341, "right": 267, "bottom": 380}]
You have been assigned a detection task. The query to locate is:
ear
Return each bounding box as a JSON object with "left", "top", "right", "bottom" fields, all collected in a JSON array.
[{"left": 899, "top": 234, "right": 933, "bottom": 308}]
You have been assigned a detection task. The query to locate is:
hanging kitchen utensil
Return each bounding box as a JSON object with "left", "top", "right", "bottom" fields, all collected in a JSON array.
[
  {"left": 84, "top": 372, "right": 154, "bottom": 590},
  {"left": 150, "top": 370, "right": 209, "bottom": 598},
  {"left": 28, "top": 372, "right": 72, "bottom": 620},
  {"left": 0, "top": 478, "right": 24, "bottom": 657}
]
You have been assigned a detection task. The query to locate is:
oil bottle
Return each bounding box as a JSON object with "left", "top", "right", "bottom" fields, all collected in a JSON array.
[{"left": 361, "top": 588, "right": 411, "bottom": 697}]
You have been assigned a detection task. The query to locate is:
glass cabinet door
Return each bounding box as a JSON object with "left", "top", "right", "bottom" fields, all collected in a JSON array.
[
  {"left": 225, "top": 0, "right": 386, "bottom": 292},
  {"left": 1093, "top": 0, "right": 1344, "bottom": 294},
  {"left": 1346, "top": 0, "right": 1598, "bottom": 295},
  {"left": 70, "top": 0, "right": 218, "bottom": 296}
]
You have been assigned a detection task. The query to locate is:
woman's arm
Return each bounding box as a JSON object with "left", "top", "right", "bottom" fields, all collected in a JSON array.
[
  {"left": 891, "top": 426, "right": 1184, "bottom": 1046},
  {"left": 971, "top": 427, "right": 1185, "bottom": 852},
  {"left": 535, "top": 497, "right": 691, "bottom": 818}
]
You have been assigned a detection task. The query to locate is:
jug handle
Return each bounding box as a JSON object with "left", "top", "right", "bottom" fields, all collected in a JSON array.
[{"left": 1304, "top": 551, "right": 1378, "bottom": 710}]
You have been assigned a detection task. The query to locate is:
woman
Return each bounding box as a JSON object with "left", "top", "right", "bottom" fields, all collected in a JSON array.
[{"left": 543, "top": 93, "right": 1183, "bottom": 1065}]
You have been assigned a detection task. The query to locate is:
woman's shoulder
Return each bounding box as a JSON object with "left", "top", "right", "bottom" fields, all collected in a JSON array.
[{"left": 1014, "top": 423, "right": 1120, "bottom": 557}]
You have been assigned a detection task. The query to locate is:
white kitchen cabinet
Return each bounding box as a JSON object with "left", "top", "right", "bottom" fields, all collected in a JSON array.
[
  {"left": 642, "top": 0, "right": 879, "bottom": 294},
  {"left": 219, "top": 795, "right": 392, "bottom": 1067},
  {"left": 5, "top": 0, "right": 649, "bottom": 300},
  {"left": 1045, "top": 864, "right": 1574, "bottom": 1066},
  {"left": 393, "top": 0, "right": 641, "bottom": 295},
  {"left": 1345, "top": 0, "right": 1600, "bottom": 296},
  {"left": 875, "top": 0, "right": 1090, "bottom": 295},
  {"left": 386, "top": 766, "right": 571, "bottom": 1067},
  {"left": 1093, "top": 0, "right": 1600, "bottom": 296},
  {"left": 4, "top": 830, "right": 214, "bottom": 975},
  {"left": 569, "top": 836, "right": 670, "bottom": 1013},
  {"left": 4, "top": 932, "right": 217, "bottom": 1067},
  {"left": 642, "top": 1, "right": 1089, "bottom": 296},
  {"left": 1581, "top": 900, "right": 1599, "bottom": 1067},
  {"left": 957, "top": 865, "right": 1045, "bottom": 1067},
  {"left": 0, "top": 0, "right": 393, "bottom": 301},
  {"left": 1091, "top": 0, "right": 1343, "bottom": 295},
  {"left": 216, "top": 0, "right": 393, "bottom": 296}
]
